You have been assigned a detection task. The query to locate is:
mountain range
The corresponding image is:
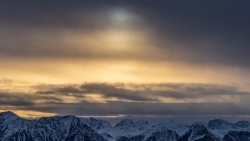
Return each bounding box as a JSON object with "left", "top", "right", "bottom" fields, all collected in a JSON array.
[{"left": 1, "top": 111, "right": 250, "bottom": 141}]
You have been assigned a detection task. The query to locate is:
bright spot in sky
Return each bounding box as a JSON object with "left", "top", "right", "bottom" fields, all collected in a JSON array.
[{"left": 110, "top": 8, "right": 133, "bottom": 23}]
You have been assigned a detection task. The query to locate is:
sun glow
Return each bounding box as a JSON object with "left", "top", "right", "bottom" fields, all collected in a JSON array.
[{"left": 109, "top": 8, "right": 134, "bottom": 24}]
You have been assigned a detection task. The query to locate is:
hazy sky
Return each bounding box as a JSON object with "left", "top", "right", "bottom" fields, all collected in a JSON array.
[{"left": 1, "top": 0, "right": 250, "bottom": 125}]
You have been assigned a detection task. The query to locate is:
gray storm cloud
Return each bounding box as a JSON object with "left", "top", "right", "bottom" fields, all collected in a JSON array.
[{"left": 0, "top": 1, "right": 250, "bottom": 68}]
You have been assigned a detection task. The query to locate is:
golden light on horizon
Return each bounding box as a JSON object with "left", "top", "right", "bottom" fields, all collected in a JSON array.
[
  {"left": 1, "top": 57, "right": 250, "bottom": 86},
  {"left": 0, "top": 110, "right": 56, "bottom": 119}
]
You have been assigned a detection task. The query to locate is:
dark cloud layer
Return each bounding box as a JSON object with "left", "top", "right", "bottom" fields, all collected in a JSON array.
[
  {"left": 1, "top": 82, "right": 250, "bottom": 124},
  {"left": 133, "top": 1, "right": 250, "bottom": 67},
  {"left": 0, "top": 1, "right": 250, "bottom": 68},
  {"left": 35, "top": 83, "right": 250, "bottom": 101},
  {"left": 0, "top": 91, "right": 63, "bottom": 106}
]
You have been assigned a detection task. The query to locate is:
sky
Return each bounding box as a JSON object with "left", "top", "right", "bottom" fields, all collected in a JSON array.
[{"left": 1, "top": 0, "right": 250, "bottom": 125}]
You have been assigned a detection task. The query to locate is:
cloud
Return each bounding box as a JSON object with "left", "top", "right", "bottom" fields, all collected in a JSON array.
[
  {"left": 34, "top": 83, "right": 250, "bottom": 101},
  {"left": 1, "top": 0, "right": 250, "bottom": 124},
  {"left": 0, "top": 0, "right": 250, "bottom": 69},
  {"left": 36, "top": 83, "right": 158, "bottom": 101},
  {"left": 2, "top": 82, "right": 246, "bottom": 109},
  {"left": 132, "top": 1, "right": 250, "bottom": 68},
  {"left": 0, "top": 91, "right": 63, "bottom": 107},
  {"left": 15, "top": 100, "right": 250, "bottom": 122},
  {"left": 1, "top": 82, "right": 250, "bottom": 123},
  {"left": 12, "top": 99, "right": 250, "bottom": 125},
  {"left": 0, "top": 78, "right": 13, "bottom": 85},
  {"left": 0, "top": 92, "right": 34, "bottom": 106}
]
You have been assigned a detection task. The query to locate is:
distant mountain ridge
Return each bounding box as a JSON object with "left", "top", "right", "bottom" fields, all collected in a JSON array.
[{"left": 1, "top": 111, "right": 250, "bottom": 141}]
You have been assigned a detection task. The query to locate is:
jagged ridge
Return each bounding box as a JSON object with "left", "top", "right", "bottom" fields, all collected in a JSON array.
[{"left": 1, "top": 111, "right": 250, "bottom": 141}]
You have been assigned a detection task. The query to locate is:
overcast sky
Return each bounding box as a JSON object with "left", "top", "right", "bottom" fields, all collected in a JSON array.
[{"left": 1, "top": 0, "right": 250, "bottom": 125}]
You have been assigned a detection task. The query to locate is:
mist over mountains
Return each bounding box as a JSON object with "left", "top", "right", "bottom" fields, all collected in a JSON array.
[{"left": 1, "top": 111, "right": 250, "bottom": 141}]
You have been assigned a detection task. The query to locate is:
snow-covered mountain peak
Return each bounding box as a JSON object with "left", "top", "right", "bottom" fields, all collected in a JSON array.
[
  {"left": 0, "top": 111, "right": 20, "bottom": 123},
  {"left": 190, "top": 123, "right": 207, "bottom": 132},
  {"left": 1, "top": 111, "right": 250, "bottom": 141},
  {"left": 38, "top": 116, "right": 61, "bottom": 121},
  {"left": 166, "top": 120, "right": 179, "bottom": 128},
  {"left": 0, "top": 111, "right": 18, "bottom": 117},
  {"left": 178, "top": 123, "right": 221, "bottom": 141},
  {"left": 207, "top": 119, "right": 233, "bottom": 129},
  {"left": 86, "top": 117, "right": 112, "bottom": 130},
  {"left": 115, "top": 119, "right": 134, "bottom": 127},
  {"left": 235, "top": 120, "right": 250, "bottom": 128},
  {"left": 135, "top": 120, "right": 149, "bottom": 127},
  {"left": 152, "top": 121, "right": 189, "bottom": 136},
  {"left": 167, "top": 120, "right": 177, "bottom": 125},
  {"left": 0, "top": 113, "right": 108, "bottom": 141},
  {"left": 62, "top": 115, "right": 76, "bottom": 119},
  {"left": 89, "top": 117, "right": 112, "bottom": 126}
]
